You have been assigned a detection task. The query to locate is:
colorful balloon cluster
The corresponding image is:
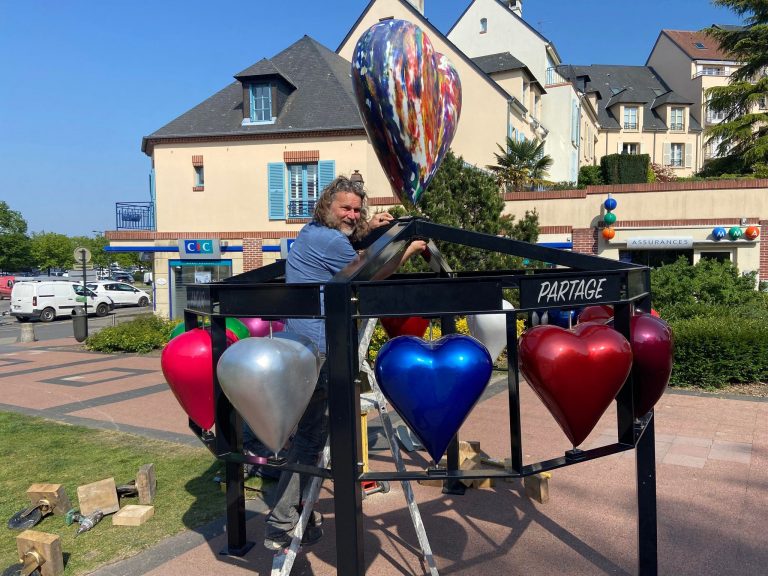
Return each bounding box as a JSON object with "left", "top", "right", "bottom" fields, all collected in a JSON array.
[
  {"left": 602, "top": 195, "right": 617, "bottom": 240},
  {"left": 351, "top": 19, "right": 461, "bottom": 207}
]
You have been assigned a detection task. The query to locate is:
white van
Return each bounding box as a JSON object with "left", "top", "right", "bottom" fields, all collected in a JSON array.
[{"left": 10, "top": 280, "right": 115, "bottom": 323}]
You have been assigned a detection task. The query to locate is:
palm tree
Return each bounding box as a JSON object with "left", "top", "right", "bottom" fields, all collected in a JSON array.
[{"left": 487, "top": 137, "right": 553, "bottom": 192}]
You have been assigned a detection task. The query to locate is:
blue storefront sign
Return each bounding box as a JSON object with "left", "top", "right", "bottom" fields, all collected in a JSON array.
[{"left": 177, "top": 239, "right": 221, "bottom": 259}]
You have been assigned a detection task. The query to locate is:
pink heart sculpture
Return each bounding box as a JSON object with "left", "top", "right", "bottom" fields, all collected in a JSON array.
[
  {"left": 380, "top": 316, "right": 430, "bottom": 339},
  {"left": 519, "top": 323, "right": 633, "bottom": 447},
  {"left": 352, "top": 19, "right": 461, "bottom": 206},
  {"left": 239, "top": 317, "right": 285, "bottom": 338},
  {"left": 160, "top": 328, "right": 221, "bottom": 430},
  {"left": 629, "top": 314, "right": 673, "bottom": 418}
]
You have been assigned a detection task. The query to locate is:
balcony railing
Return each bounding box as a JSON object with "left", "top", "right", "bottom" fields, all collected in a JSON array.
[
  {"left": 669, "top": 123, "right": 684, "bottom": 131},
  {"left": 623, "top": 122, "right": 638, "bottom": 130},
  {"left": 116, "top": 202, "right": 155, "bottom": 230},
  {"left": 545, "top": 66, "right": 567, "bottom": 86},
  {"left": 692, "top": 69, "right": 730, "bottom": 79},
  {"left": 288, "top": 199, "right": 317, "bottom": 219}
]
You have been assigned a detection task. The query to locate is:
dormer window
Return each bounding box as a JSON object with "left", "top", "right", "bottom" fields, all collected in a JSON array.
[
  {"left": 695, "top": 42, "right": 706, "bottom": 49},
  {"left": 623, "top": 106, "right": 638, "bottom": 130},
  {"left": 480, "top": 18, "right": 487, "bottom": 33},
  {"left": 250, "top": 84, "right": 274, "bottom": 123},
  {"left": 669, "top": 107, "right": 685, "bottom": 131}
]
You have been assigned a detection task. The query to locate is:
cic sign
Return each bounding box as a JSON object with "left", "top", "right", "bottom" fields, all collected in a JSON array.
[{"left": 178, "top": 239, "right": 221, "bottom": 260}]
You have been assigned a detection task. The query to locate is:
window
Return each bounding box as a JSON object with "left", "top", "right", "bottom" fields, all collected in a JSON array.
[
  {"left": 701, "top": 65, "right": 724, "bottom": 76},
  {"left": 622, "top": 143, "right": 640, "bottom": 155},
  {"left": 669, "top": 143, "right": 684, "bottom": 167},
  {"left": 699, "top": 251, "right": 731, "bottom": 263},
  {"left": 695, "top": 42, "right": 706, "bottom": 49},
  {"left": 250, "top": 84, "right": 273, "bottom": 123},
  {"left": 707, "top": 106, "right": 726, "bottom": 123},
  {"left": 759, "top": 96, "right": 767, "bottom": 110},
  {"left": 288, "top": 163, "right": 319, "bottom": 218},
  {"left": 194, "top": 165, "right": 204, "bottom": 187},
  {"left": 623, "top": 106, "right": 638, "bottom": 130},
  {"left": 480, "top": 18, "right": 487, "bottom": 33},
  {"left": 669, "top": 107, "right": 684, "bottom": 131}
]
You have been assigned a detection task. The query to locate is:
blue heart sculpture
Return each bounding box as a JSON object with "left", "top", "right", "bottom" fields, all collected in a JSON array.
[{"left": 374, "top": 334, "right": 493, "bottom": 463}]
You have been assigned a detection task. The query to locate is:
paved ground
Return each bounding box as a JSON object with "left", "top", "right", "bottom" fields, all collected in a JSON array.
[{"left": 1, "top": 337, "right": 766, "bottom": 575}]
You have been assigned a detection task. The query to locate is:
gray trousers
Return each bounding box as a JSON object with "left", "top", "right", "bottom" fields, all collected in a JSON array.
[{"left": 265, "top": 364, "right": 329, "bottom": 537}]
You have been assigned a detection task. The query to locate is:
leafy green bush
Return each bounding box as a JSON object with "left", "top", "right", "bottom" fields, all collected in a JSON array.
[
  {"left": 670, "top": 315, "right": 768, "bottom": 388},
  {"left": 600, "top": 153, "right": 650, "bottom": 184},
  {"left": 85, "top": 314, "right": 177, "bottom": 353},
  {"left": 578, "top": 165, "right": 603, "bottom": 187}
]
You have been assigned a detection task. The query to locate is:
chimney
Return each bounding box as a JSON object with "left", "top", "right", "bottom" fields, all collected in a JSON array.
[
  {"left": 407, "top": 0, "right": 424, "bottom": 15},
  {"left": 508, "top": 0, "right": 522, "bottom": 17}
]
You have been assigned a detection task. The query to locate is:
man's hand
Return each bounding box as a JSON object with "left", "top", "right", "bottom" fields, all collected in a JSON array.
[
  {"left": 369, "top": 212, "right": 395, "bottom": 229},
  {"left": 404, "top": 240, "right": 428, "bottom": 261}
]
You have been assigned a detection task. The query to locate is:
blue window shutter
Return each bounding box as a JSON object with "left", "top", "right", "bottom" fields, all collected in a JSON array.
[
  {"left": 268, "top": 162, "right": 286, "bottom": 220},
  {"left": 318, "top": 160, "right": 335, "bottom": 191}
]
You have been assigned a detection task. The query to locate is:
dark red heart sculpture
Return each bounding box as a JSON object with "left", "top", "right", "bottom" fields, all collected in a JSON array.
[
  {"left": 577, "top": 305, "right": 614, "bottom": 324},
  {"left": 629, "top": 314, "right": 673, "bottom": 417},
  {"left": 161, "top": 328, "right": 217, "bottom": 430},
  {"left": 519, "top": 323, "right": 633, "bottom": 447},
  {"left": 380, "top": 316, "right": 430, "bottom": 339}
]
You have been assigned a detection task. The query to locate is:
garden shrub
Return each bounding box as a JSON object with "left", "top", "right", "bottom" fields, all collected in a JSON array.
[
  {"left": 85, "top": 314, "right": 177, "bottom": 353},
  {"left": 600, "top": 153, "right": 650, "bottom": 184},
  {"left": 670, "top": 315, "right": 768, "bottom": 388},
  {"left": 578, "top": 165, "right": 603, "bottom": 187}
]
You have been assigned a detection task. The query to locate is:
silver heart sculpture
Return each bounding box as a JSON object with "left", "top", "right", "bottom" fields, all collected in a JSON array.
[
  {"left": 217, "top": 333, "right": 320, "bottom": 454},
  {"left": 466, "top": 300, "right": 515, "bottom": 362}
]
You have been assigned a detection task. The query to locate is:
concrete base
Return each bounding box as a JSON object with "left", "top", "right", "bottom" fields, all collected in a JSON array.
[{"left": 17, "top": 323, "right": 37, "bottom": 343}]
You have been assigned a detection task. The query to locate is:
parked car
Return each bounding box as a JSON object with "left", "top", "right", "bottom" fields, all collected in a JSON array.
[
  {"left": 86, "top": 281, "right": 151, "bottom": 308},
  {"left": 0, "top": 276, "right": 15, "bottom": 299},
  {"left": 110, "top": 271, "right": 134, "bottom": 284},
  {"left": 10, "top": 280, "right": 114, "bottom": 322}
]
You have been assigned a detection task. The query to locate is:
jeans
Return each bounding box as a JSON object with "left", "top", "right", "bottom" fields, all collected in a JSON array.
[{"left": 265, "top": 364, "right": 329, "bottom": 538}]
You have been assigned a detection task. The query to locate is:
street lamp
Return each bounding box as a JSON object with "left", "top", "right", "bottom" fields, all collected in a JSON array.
[{"left": 350, "top": 170, "right": 364, "bottom": 186}]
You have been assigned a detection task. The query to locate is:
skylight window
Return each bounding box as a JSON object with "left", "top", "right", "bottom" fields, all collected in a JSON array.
[{"left": 695, "top": 42, "right": 706, "bottom": 49}]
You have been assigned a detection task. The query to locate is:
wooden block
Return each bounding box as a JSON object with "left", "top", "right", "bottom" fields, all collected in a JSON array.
[
  {"left": 112, "top": 505, "right": 154, "bottom": 526},
  {"left": 26, "top": 484, "right": 71, "bottom": 516},
  {"left": 524, "top": 472, "right": 551, "bottom": 504},
  {"left": 77, "top": 478, "right": 119, "bottom": 516},
  {"left": 136, "top": 464, "right": 156, "bottom": 505},
  {"left": 16, "top": 530, "right": 64, "bottom": 576}
]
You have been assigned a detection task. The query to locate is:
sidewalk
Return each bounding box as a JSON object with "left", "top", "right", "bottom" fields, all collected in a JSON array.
[{"left": 1, "top": 337, "right": 766, "bottom": 575}]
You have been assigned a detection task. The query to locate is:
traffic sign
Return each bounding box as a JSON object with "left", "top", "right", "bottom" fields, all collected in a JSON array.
[{"left": 74, "top": 247, "right": 92, "bottom": 263}]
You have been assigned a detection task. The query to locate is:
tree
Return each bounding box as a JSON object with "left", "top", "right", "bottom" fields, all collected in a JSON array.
[
  {"left": 30, "top": 232, "right": 74, "bottom": 275},
  {"left": 387, "top": 150, "right": 539, "bottom": 272},
  {"left": 703, "top": 1, "right": 768, "bottom": 167},
  {"left": 486, "top": 137, "right": 553, "bottom": 192},
  {"left": 0, "top": 201, "right": 32, "bottom": 272}
]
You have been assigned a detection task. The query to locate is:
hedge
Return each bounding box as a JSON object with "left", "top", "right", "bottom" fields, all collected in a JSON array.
[
  {"left": 84, "top": 314, "right": 177, "bottom": 354},
  {"left": 670, "top": 315, "right": 768, "bottom": 388},
  {"left": 600, "top": 153, "right": 650, "bottom": 184}
]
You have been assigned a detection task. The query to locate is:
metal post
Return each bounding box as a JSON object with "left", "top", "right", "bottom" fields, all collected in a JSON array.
[
  {"left": 636, "top": 414, "right": 658, "bottom": 575},
  {"left": 507, "top": 312, "right": 523, "bottom": 473},
  {"left": 79, "top": 249, "right": 89, "bottom": 338},
  {"left": 325, "top": 281, "right": 365, "bottom": 575}
]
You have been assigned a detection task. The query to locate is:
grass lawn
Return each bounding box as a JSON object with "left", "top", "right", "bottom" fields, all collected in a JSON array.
[{"left": 0, "top": 411, "right": 225, "bottom": 575}]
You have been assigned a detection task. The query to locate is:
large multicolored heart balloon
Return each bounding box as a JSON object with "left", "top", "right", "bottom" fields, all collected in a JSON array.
[
  {"left": 374, "top": 334, "right": 492, "bottom": 463},
  {"left": 217, "top": 333, "right": 320, "bottom": 454},
  {"left": 352, "top": 19, "right": 462, "bottom": 206},
  {"left": 380, "top": 316, "right": 430, "bottom": 339},
  {"left": 466, "top": 300, "right": 515, "bottom": 362},
  {"left": 519, "top": 323, "right": 633, "bottom": 447}
]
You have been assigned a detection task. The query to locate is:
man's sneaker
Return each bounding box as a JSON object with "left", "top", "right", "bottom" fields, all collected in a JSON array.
[{"left": 264, "top": 524, "right": 323, "bottom": 551}]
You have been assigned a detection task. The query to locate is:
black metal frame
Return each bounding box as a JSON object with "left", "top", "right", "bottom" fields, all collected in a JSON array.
[{"left": 183, "top": 218, "right": 658, "bottom": 575}]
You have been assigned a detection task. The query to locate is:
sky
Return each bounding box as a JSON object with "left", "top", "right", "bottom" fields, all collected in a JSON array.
[{"left": 0, "top": 0, "right": 740, "bottom": 237}]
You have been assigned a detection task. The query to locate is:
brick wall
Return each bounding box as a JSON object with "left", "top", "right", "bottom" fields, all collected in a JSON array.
[
  {"left": 242, "top": 238, "right": 263, "bottom": 272},
  {"left": 572, "top": 227, "right": 597, "bottom": 255},
  {"left": 761, "top": 221, "right": 768, "bottom": 284}
]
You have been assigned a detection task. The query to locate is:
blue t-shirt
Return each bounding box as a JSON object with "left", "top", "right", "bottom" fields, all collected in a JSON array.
[{"left": 285, "top": 221, "right": 357, "bottom": 353}]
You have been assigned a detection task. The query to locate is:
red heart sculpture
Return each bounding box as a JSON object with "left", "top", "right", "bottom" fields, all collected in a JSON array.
[
  {"left": 577, "top": 305, "right": 614, "bottom": 324},
  {"left": 380, "top": 317, "right": 430, "bottom": 339},
  {"left": 160, "top": 327, "right": 222, "bottom": 430},
  {"left": 630, "top": 314, "right": 673, "bottom": 417},
  {"left": 519, "top": 323, "right": 633, "bottom": 447}
]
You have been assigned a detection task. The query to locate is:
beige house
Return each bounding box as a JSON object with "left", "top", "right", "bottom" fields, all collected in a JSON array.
[
  {"left": 646, "top": 28, "right": 746, "bottom": 161},
  {"left": 561, "top": 65, "right": 704, "bottom": 176}
]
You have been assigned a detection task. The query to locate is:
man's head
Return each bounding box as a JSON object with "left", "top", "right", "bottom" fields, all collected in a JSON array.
[{"left": 313, "top": 175, "right": 369, "bottom": 241}]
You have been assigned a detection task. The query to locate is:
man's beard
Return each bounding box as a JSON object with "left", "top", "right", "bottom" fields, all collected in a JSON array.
[{"left": 330, "top": 214, "right": 363, "bottom": 238}]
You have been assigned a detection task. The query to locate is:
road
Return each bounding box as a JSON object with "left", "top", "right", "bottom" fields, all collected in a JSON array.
[{"left": 0, "top": 299, "right": 152, "bottom": 344}]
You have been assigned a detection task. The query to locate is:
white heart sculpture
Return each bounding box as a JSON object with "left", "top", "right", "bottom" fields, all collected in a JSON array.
[
  {"left": 217, "top": 333, "right": 320, "bottom": 454},
  {"left": 466, "top": 300, "right": 515, "bottom": 362}
]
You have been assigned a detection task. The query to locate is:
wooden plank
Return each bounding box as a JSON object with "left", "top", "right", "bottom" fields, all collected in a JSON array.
[
  {"left": 112, "top": 505, "right": 154, "bottom": 526},
  {"left": 136, "top": 464, "right": 156, "bottom": 505},
  {"left": 77, "top": 478, "right": 119, "bottom": 516},
  {"left": 26, "top": 484, "right": 71, "bottom": 516},
  {"left": 16, "top": 530, "right": 64, "bottom": 576}
]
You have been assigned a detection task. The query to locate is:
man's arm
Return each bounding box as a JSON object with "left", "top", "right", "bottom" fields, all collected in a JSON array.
[{"left": 371, "top": 240, "right": 427, "bottom": 280}]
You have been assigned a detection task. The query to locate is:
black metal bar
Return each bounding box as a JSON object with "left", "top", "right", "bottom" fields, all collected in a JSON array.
[
  {"left": 438, "top": 315, "right": 466, "bottom": 496},
  {"left": 507, "top": 311, "right": 523, "bottom": 473},
  {"left": 223, "top": 452, "right": 333, "bottom": 479},
  {"left": 218, "top": 284, "right": 322, "bottom": 317},
  {"left": 211, "top": 315, "right": 249, "bottom": 555},
  {"left": 613, "top": 302, "right": 635, "bottom": 446},
  {"left": 222, "top": 260, "right": 286, "bottom": 283},
  {"left": 636, "top": 414, "right": 658, "bottom": 575},
  {"left": 325, "top": 281, "right": 365, "bottom": 575}
]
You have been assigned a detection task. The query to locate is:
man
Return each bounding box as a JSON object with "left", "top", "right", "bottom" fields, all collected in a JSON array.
[{"left": 264, "top": 175, "right": 425, "bottom": 550}]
